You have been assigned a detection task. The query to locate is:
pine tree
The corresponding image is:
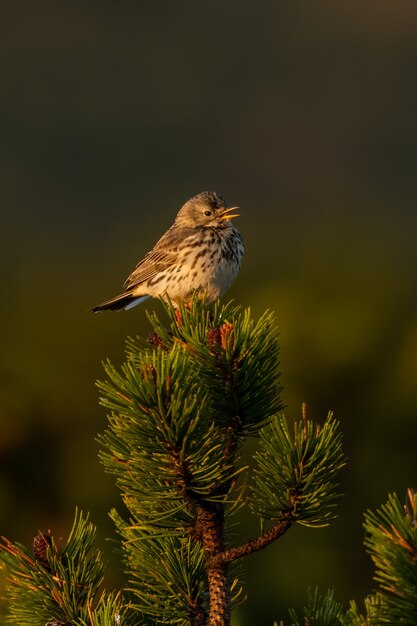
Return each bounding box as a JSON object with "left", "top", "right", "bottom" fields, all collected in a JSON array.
[
  {"left": 0, "top": 509, "right": 124, "bottom": 626},
  {"left": 279, "top": 489, "right": 417, "bottom": 625},
  {"left": 96, "top": 300, "right": 345, "bottom": 625},
  {"left": 1, "top": 300, "right": 414, "bottom": 625}
]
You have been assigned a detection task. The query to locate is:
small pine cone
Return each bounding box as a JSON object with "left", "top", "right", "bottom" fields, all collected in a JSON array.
[
  {"left": 147, "top": 332, "right": 168, "bottom": 350},
  {"left": 33, "top": 531, "right": 52, "bottom": 570},
  {"left": 45, "top": 621, "right": 74, "bottom": 626},
  {"left": 206, "top": 327, "right": 221, "bottom": 351}
]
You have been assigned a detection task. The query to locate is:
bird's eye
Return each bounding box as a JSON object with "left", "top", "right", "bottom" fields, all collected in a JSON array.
[{"left": 204, "top": 210, "right": 212, "bottom": 217}]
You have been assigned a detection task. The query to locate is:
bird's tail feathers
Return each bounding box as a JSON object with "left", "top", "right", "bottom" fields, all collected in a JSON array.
[{"left": 91, "top": 292, "right": 150, "bottom": 312}]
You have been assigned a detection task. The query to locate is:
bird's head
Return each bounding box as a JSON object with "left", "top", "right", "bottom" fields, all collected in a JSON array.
[{"left": 175, "top": 191, "right": 240, "bottom": 229}]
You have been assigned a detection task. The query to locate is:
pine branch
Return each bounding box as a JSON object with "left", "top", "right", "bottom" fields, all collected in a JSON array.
[
  {"left": 0, "top": 300, "right": 351, "bottom": 625},
  {"left": 212, "top": 517, "right": 293, "bottom": 566},
  {"left": 0, "top": 510, "right": 126, "bottom": 626},
  {"left": 250, "top": 410, "right": 346, "bottom": 527},
  {"left": 362, "top": 487, "right": 417, "bottom": 623},
  {"left": 95, "top": 301, "right": 349, "bottom": 625},
  {"left": 97, "top": 300, "right": 285, "bottom": 624},
  {"left": 277, "top": 488, "right": 417, "bottom": 625},
  {"left": 281, "top": 587, "right": 350, "bottom": 626},
  {"left": 4, "top": 296, "right": 417, "bottom": 625},
  {"left": 146, "top": 299, "right": 284, "bottom": 435}
]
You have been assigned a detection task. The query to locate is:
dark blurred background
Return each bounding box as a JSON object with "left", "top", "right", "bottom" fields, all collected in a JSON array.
[{"left": 1, "top": 1, "right": 417, "bottom": 623}]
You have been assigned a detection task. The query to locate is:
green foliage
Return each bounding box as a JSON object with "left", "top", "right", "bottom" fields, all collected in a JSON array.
[
  {"left": 278, "top": 587, "right": 349, "bottom": 626},
  {"left": 146, "top": 299, "right": 284, "bottom": 434},
  {"left": 250, "top": 412, "right": 346, "bottom": 527},
  {"left": 96, "top": 300, "right": 346, "bottom": 624},
  {"left": 344, "top": 595, "right": 381, "bottom": 625},
  {"left": 362, "top": 489, "right": 417, "bottom": 623},
  {"left": 279, "top": 587, "right": 391, "bottom": 626},
  {"left": 97, "top": 300, "right": 286, "bottom": 623},
  {"left": 112, "top": 510, "right": 208, "bottom": 624},
  {"left": 0, "top": 300, "right": 349, "bottom": 626},
  {"left": 277, "top": 488, "right": 417, "bottom": 625},
  {"left": 99, "top": 345, "right": 240, "bottom": 528},
  {"left": 0, "top": 509, "right": 125, "bottom": 626}
]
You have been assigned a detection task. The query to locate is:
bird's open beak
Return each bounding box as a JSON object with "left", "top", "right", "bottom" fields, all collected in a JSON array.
[{"left": 219, "top": 206, "right": 240, "bottom": 220}]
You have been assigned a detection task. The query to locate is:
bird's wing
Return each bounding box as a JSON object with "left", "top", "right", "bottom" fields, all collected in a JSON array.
[
  {"left": 123, "top": 248, "right": 176, "bottom": 289},
  {"left": 123, "top": 226, "right": 194, "bottom": 290}
]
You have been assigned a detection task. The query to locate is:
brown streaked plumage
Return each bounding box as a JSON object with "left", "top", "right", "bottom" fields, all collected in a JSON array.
[{"left": 91, "top": 191, "right": 244, "bottom": 312}]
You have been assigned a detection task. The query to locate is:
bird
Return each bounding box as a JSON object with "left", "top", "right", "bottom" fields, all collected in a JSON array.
[{"left": 91, "top": 191, "right": 244, "bottom": 312}]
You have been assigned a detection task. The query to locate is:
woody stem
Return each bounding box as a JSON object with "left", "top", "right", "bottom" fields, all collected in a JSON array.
[{"left": 197, "top": 502, "right": 230, "bottom": 626}]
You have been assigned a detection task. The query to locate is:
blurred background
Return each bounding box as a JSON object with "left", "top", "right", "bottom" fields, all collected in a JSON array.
[{"left": 1, "top": 1, "right": 417, "bottom": 623}]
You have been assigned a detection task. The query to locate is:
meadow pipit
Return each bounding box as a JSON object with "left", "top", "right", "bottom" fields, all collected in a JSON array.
[{"left": 91, "top": 191, "right": 244, "bottom": 312}]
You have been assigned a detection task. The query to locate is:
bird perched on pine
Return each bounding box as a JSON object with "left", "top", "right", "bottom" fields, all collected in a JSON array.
[{"left": 91, "top": 191, "right": 244, "bottom": 312}]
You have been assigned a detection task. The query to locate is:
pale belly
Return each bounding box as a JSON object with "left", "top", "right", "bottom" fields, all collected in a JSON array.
[{"left": 145, "top": 231, "right": 243, "bottom": 303}]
